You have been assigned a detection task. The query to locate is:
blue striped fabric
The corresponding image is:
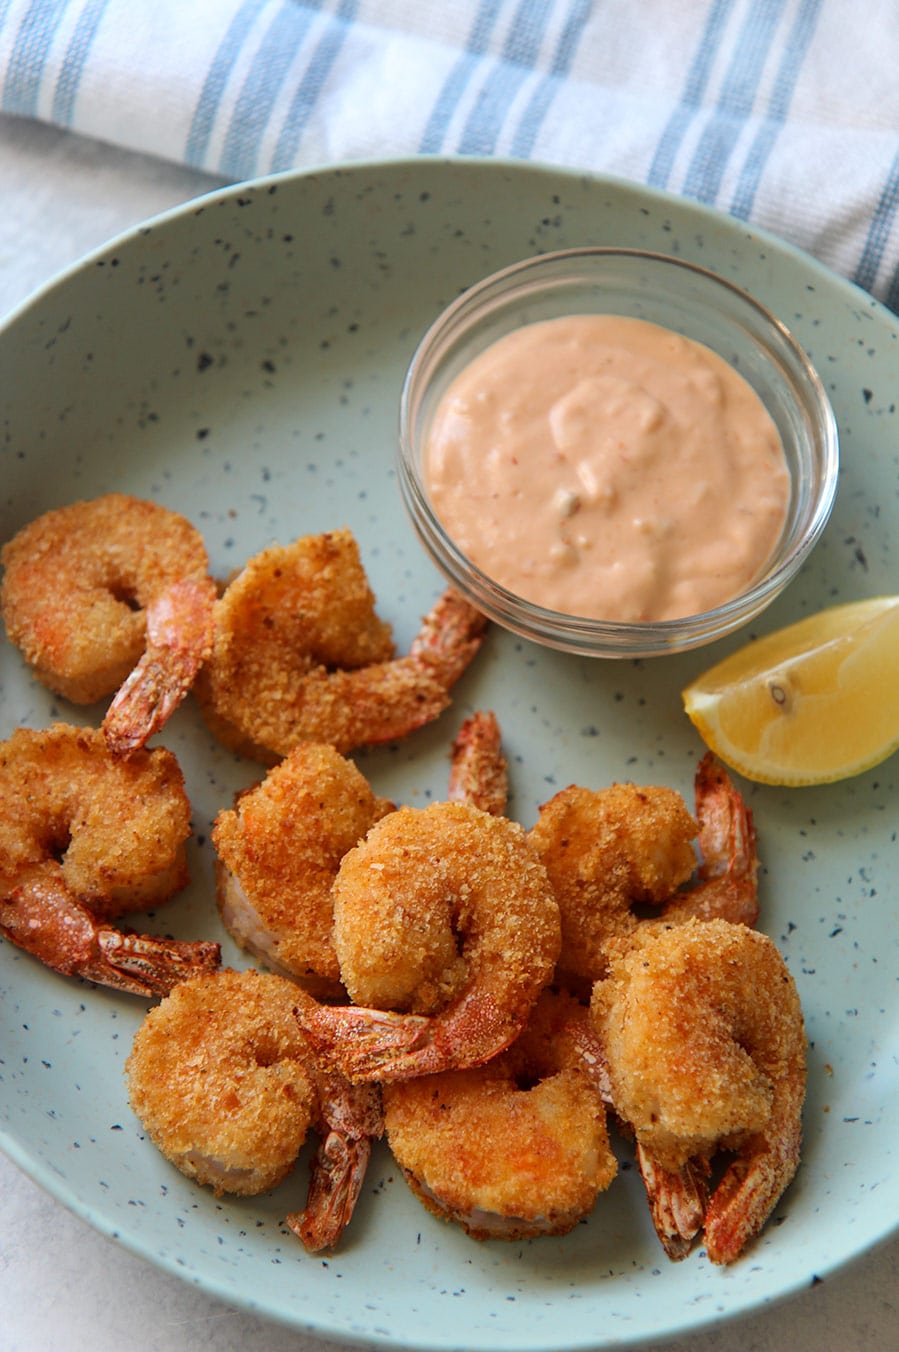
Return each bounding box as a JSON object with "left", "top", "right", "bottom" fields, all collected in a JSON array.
[
  {"left": 218, "top": 0, "right": 322, "bottom": 181},
  {"left": 3, "top": 0, "right": 67, "bottom": 117},
  {"left": 271, "top": 0, "right": 356, "bottom": 171},
  {"left": 185, "top": 0, "right": 269, "bottom": 170},
  {"left": 2, "top": 0, "right": 899, "bottom": 309},
  {"left": 419, "top": 1, "right": 501, "bottom": 154},
  {"left": 647, "top": 0, "right": 735, "bottom": 192},
  {"left": 509, "top": 0, "right": 592, "bottom": 159},
  {"left": 456, "top": 0, "right": 554, "bottom": 156},
  {"left": 49, "top": 0, "right": 105, "bottom": 125},
  {"left": 729, "top": 0, "right": 822, "bottom": 221},
  {"left": 680, "top": 0, "right": 785, "bottom": 204},
  {"left": 854, "top": 147, "right": 899, "bottom": 297}
]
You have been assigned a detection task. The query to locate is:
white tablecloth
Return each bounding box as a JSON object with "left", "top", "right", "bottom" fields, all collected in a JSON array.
[{"left": 1, "top": 3, "right": 898, "bottom": 1348}]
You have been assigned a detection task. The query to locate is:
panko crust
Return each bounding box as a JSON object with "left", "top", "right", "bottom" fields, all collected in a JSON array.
[
  {"left": 126, "top": 968, "right": 315, "bottom": 1196},
  {"left": 590, "top": 918, "right": 806, "bottom": 1172},
  {"left": 194, "top": 529, "right": 399, "bottom": 760},
  {"left": 384, "top": 991, "right": 616, "bottom": 1239},
  {"left": 529, "top": 781, "right": 698, "bottom": 988},
  {"left": 1, "top": 493, "right": 212, "bottom": 703},
  {"left": 0, "top": 723, "right": 191, "bottom": 918},
  {"left": 332, "top": 800, "right": 561, "bottom": 1018},
  {"left": 212, "top": 742, "right": 393, "bottom": 993}
]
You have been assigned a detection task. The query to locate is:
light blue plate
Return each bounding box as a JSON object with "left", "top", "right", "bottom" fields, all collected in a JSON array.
[{"left": 0, "top": 159, "right": 896, "bottom": 1351}]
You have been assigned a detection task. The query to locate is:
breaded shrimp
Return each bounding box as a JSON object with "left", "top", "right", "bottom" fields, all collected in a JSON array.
[
  {"left": 384, "top": 989, "right": 616, "bottom": 1240},
  {"left": 194, "top": 529, "right": 487, "bottom": 762},
  {"left": 212, "top": 712, "right": 503, "bottom": 995},
  {"left": 126, "top": 969, "right": 381, "bottom": 1251},
  {"left": 590, "top": 917, "right": 806, "bottom": 1264},
  {"left": 212, "top": 742, "right": 395, "bottom": 997},
  {"left": 0, "top": 494, "right": 216, "bottom": 755},
  {"left": 298, "top": 801, "right": 561, "bottom": 1082},
  {"left": 0, "top": 724, "right": 219, "bottom": 995},
  {"left": 127, "top": 969, "right": 314, "bottom": 1196},
  {"left": 446, "top": 709, "right": 508, "bottom": 816},
  {"left": 528, "top": 752, "right": 757, "bottom": 993}
]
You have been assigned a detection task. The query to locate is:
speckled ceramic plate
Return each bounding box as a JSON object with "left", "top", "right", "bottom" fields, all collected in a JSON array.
[{"left": 0, "top": 159, "right": 896, "bottom": 1352}]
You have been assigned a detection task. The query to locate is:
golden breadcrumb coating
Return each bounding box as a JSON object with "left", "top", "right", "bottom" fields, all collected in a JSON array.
[
  {"left": 0, "top": 722, "right": 191, "bottom": 919},
  {"left": 384, "top": 989, "right": 616, "bottom": 1239},
  {"left": 127, "top": 969, "right": 315, "bottom": 1196},
  {"left": 1, "top": 493, "right": 213, "bottom": 703},
  {"left": 212, "top": 742, "right": 393, "bottom": 995}
]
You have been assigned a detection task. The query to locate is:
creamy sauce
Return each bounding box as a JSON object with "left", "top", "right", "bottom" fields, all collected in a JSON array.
[{"left": 424, "top": 315, "right": 791, "bottom": 623}]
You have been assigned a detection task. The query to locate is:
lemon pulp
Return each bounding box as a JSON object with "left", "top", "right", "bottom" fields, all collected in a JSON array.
[{"left": 682, "top": 596, "right": 899, "bottom": 785}]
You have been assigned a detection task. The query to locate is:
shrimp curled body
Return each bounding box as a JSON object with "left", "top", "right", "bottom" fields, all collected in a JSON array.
[
  {"left": 211, "top": 715, "right": 501, "bottom": 997},
  {"left": 126, "top": 969, "right": 382, "bottom": 1251},
  {"left": 1, "top": 494, "right": 216, "bottom": 755},
  {"left": 299, "top": 801, "right": 561, "bottom": 1082},
  {"left": 590, "top": 917, "right": 806, "bottom": 1264},
  {"left": 528, "top": 752, "right": 758, "bottom": 994},
  {"left": 212, "top": 742, "right": 394, "bottom": 997},
  {"left": 0, "top": 724, "right": 219, "bottom": 995},
  {"left": 384, "top": 989, "right": 616, "bottom": 1240},
  {"left": 194, "top": 529, "right": 486, "bottom": 762}
]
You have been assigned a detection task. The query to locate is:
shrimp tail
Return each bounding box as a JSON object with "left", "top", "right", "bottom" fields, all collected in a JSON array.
[
  {"left": 693, "top": 752, "right": 759, "bottom": 923},
  {"left": 447, "top": 710, "right": 508, "bottom": 816},
  {"left": 703, "top": 1130, "right": 802, "bottom": 1265},
  {"left": 298, "top": 1003, "right": 435, "bottom": 1081},
  {"left": 96, "top": 929, "right": 222, "bottom": 997},
  {"left": 287, "top": 1130, "right": 373, "bottom": 1252},
  {"left": 285, "top": 1056, "right": 383, "bottom": 1251},
  {"left": 299, "top": 988, "right": 518, "bottom": 1082},
  {"left": 409, "top": 588, "right": 488, "bottom": 689},
  {"left": 566, "top": 1007, "right": 615, "bottom": 1105},
  {"left": 636, "top": 1144, "right": 710, "bottom": 1261},
  {"left": 103, "top": 577, "right": 216, "bottom": 756},
  {"left": 663, "top": 753, "right": 759, "bottom": 927},
  {"left": 0, "top": 869, "right": 220, "bottom": 997}
]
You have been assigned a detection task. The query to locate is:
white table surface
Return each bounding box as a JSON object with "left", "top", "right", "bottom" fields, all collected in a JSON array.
[{"left": 0, "top": 113, "right": 896, "bottom": 1352}]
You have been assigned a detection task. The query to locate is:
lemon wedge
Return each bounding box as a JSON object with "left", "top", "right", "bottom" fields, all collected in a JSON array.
[{"left": 682, "top": 596, "right": 899, "bottom": 785}]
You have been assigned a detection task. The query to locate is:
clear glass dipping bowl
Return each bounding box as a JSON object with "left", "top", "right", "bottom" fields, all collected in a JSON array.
[{"left": 397, "top": 248, "right": 839, "bottom": 658}]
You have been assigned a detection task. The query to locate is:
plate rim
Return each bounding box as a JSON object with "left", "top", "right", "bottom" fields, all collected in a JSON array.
[
  {"left": 1, "top": 153, "right": 897, "bottom": 1352},
  {"left": 1, "top": 152, "right": 891, "bottom": 333}
]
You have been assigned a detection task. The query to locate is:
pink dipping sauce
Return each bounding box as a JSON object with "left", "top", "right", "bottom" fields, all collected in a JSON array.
[{"left": 424, "top": 315, "right": 791, "bottom": 624}]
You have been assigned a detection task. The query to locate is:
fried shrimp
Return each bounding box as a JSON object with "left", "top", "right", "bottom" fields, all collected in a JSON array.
[
  {"left": 212, "top": 742, "right": 394, "bottom": 997},
  {"left": 126, "top": 969, "right": 381, "bottom": 1251},
  {"left": 298, "top": 801, "right": 561, "bottom": 1082},
  {"left": 127, "top": 970, "right": 313, "bottom": 1196},
  {"left": 0, "top": 724, "right": 219, "bottom": 995},
  {"left": 528, "top": 752, "right": 758, "bottom": 993},
  {"left": 0, "top": 494, "right": 216, "bottom": 755},
  {"left": 384, "top": 988, "right": 616, "bottom": 1240},
  {"left": 590, "top": 917, "right": 806, "bottom": 1265},
  {"left": 194, "top": 529, "right": 487, "bottom": 762},
  {"left": 212, "top": 711, "right": 503, "bottom": 995}
]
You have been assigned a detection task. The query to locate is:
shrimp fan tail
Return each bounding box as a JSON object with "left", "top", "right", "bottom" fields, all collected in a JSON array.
[
  {"left": 703, "top": 1137, "right": 800, "bottom": 1265},
  {"left": 288, "top": 1131, "right": 373, "bottom": 1252},
  {"left": 637, "top": 1144, "right": 710, "bottom": 1262},
  {"left": 299, "top": 1004, "right": 433, "bottom": 1082},
  {"left": 97, "top": 929, "right": 221, "bottom": 997}
]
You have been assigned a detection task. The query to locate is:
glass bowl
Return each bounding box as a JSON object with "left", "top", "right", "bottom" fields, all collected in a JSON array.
[{"left": 397, "top": 248, "right": 839, "bottom": 658}]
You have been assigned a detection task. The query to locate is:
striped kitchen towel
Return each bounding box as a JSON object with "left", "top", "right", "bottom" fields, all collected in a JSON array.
[{"left": 3, "top": 0, "right": 899, "bottom": 309}]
